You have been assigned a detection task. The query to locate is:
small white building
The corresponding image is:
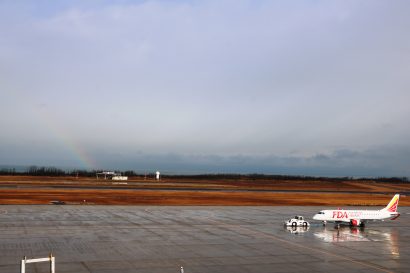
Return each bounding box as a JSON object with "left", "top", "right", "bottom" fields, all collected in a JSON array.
[
  {"left": 156, "top": 171, "right": 160, "bottom": 180},
  {"left": 112, "top": 175, "right": 128, "bottom": 181},
  {"left": 96, "top": 171, "right": 128, "bottom": 181}
]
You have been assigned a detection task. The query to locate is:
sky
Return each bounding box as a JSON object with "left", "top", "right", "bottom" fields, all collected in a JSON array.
[{"left": 1, "top": 0, "right": 409, "bottom": 176}]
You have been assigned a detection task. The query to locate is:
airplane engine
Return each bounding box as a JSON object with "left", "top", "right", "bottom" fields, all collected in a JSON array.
[{"left": 350, "top": 219, "right": 360, "bottom": 227}]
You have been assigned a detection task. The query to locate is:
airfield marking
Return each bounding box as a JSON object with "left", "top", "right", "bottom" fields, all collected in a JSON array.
[{"left": 208, "top": 219, "right": 393, "bottom": 273}]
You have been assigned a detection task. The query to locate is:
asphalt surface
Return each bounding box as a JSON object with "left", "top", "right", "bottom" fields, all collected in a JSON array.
[{"left": 0, "top": 205, "right": 408, "bottom": 273}]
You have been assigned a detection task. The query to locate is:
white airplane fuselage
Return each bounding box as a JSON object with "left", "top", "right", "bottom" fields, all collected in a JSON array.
[
  {"left": 313, "top": 194, "right": 400, "bottom": 227},
  {"left": 313, "top": 209, "right": 399, "bottom": 226}
]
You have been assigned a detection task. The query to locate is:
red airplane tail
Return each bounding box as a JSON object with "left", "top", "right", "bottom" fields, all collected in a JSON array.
[{"left": 382, "top": 194, "right": 400, "bottom": 213}]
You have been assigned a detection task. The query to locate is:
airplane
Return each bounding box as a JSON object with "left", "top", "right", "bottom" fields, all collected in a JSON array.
[{"left": 312, "top": 194, "right": 400, "bottom": 228}]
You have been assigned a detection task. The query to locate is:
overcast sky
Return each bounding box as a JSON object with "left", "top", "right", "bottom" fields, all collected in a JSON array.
[{"left": 1, "top": 0, "right": 409, "bottom": 176}]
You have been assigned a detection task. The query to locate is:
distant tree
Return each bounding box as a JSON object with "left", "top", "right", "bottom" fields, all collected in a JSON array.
[
  {"left": 0, "top": 168, "right": 15, "bottom": 175},
  {"left": 124, "top": 170, "right": 137, "bottom": 177},
  {"left": 28, "top": 165, "right": 38, "bottom": 175}
]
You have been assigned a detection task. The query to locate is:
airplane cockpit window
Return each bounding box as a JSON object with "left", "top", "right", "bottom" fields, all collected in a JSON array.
[{"left": 317, "top": 212, "right": 325, "bottom": 214}]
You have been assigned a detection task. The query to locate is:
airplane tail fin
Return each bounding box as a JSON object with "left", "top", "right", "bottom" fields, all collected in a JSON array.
[{"left": 381, "top": 194, "right": 400, "bottom": 212}]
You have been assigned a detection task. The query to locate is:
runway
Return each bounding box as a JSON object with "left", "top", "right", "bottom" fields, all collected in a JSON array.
[{"left": 0, "top": 205, "right": 408, "bottom": 273}]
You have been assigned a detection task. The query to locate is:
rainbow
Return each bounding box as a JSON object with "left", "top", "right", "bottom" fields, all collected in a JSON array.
[{"left": 36, "top": 107, "right": 97, "bottom": 170}]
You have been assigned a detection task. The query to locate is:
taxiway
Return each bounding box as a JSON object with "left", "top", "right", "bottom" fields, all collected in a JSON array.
[{"left": 0, "top": 206, "right": 408, "bottom": 272}]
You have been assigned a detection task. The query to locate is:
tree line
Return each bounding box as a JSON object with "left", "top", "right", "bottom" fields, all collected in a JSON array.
[
  {"left": 161, "top": 173, "right": 409, "bottom": 183},
  {"left": 0, "top": 166, "right": 142, "bottom": 177},
  {"left": 0, "top": 166, "right": 408, "bottom": 183}
]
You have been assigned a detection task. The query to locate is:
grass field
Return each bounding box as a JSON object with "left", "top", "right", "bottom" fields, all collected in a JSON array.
[{"left": 0, "top": 175, "right": 408, "bottom": 206}]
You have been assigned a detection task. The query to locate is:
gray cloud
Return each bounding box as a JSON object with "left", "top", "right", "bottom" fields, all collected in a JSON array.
[
  {"left": 1, "top": 1, "right": 409, "bottom": 176},
  {"left": 81, "top": 145, "right": 409, "bottom": 177}
]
